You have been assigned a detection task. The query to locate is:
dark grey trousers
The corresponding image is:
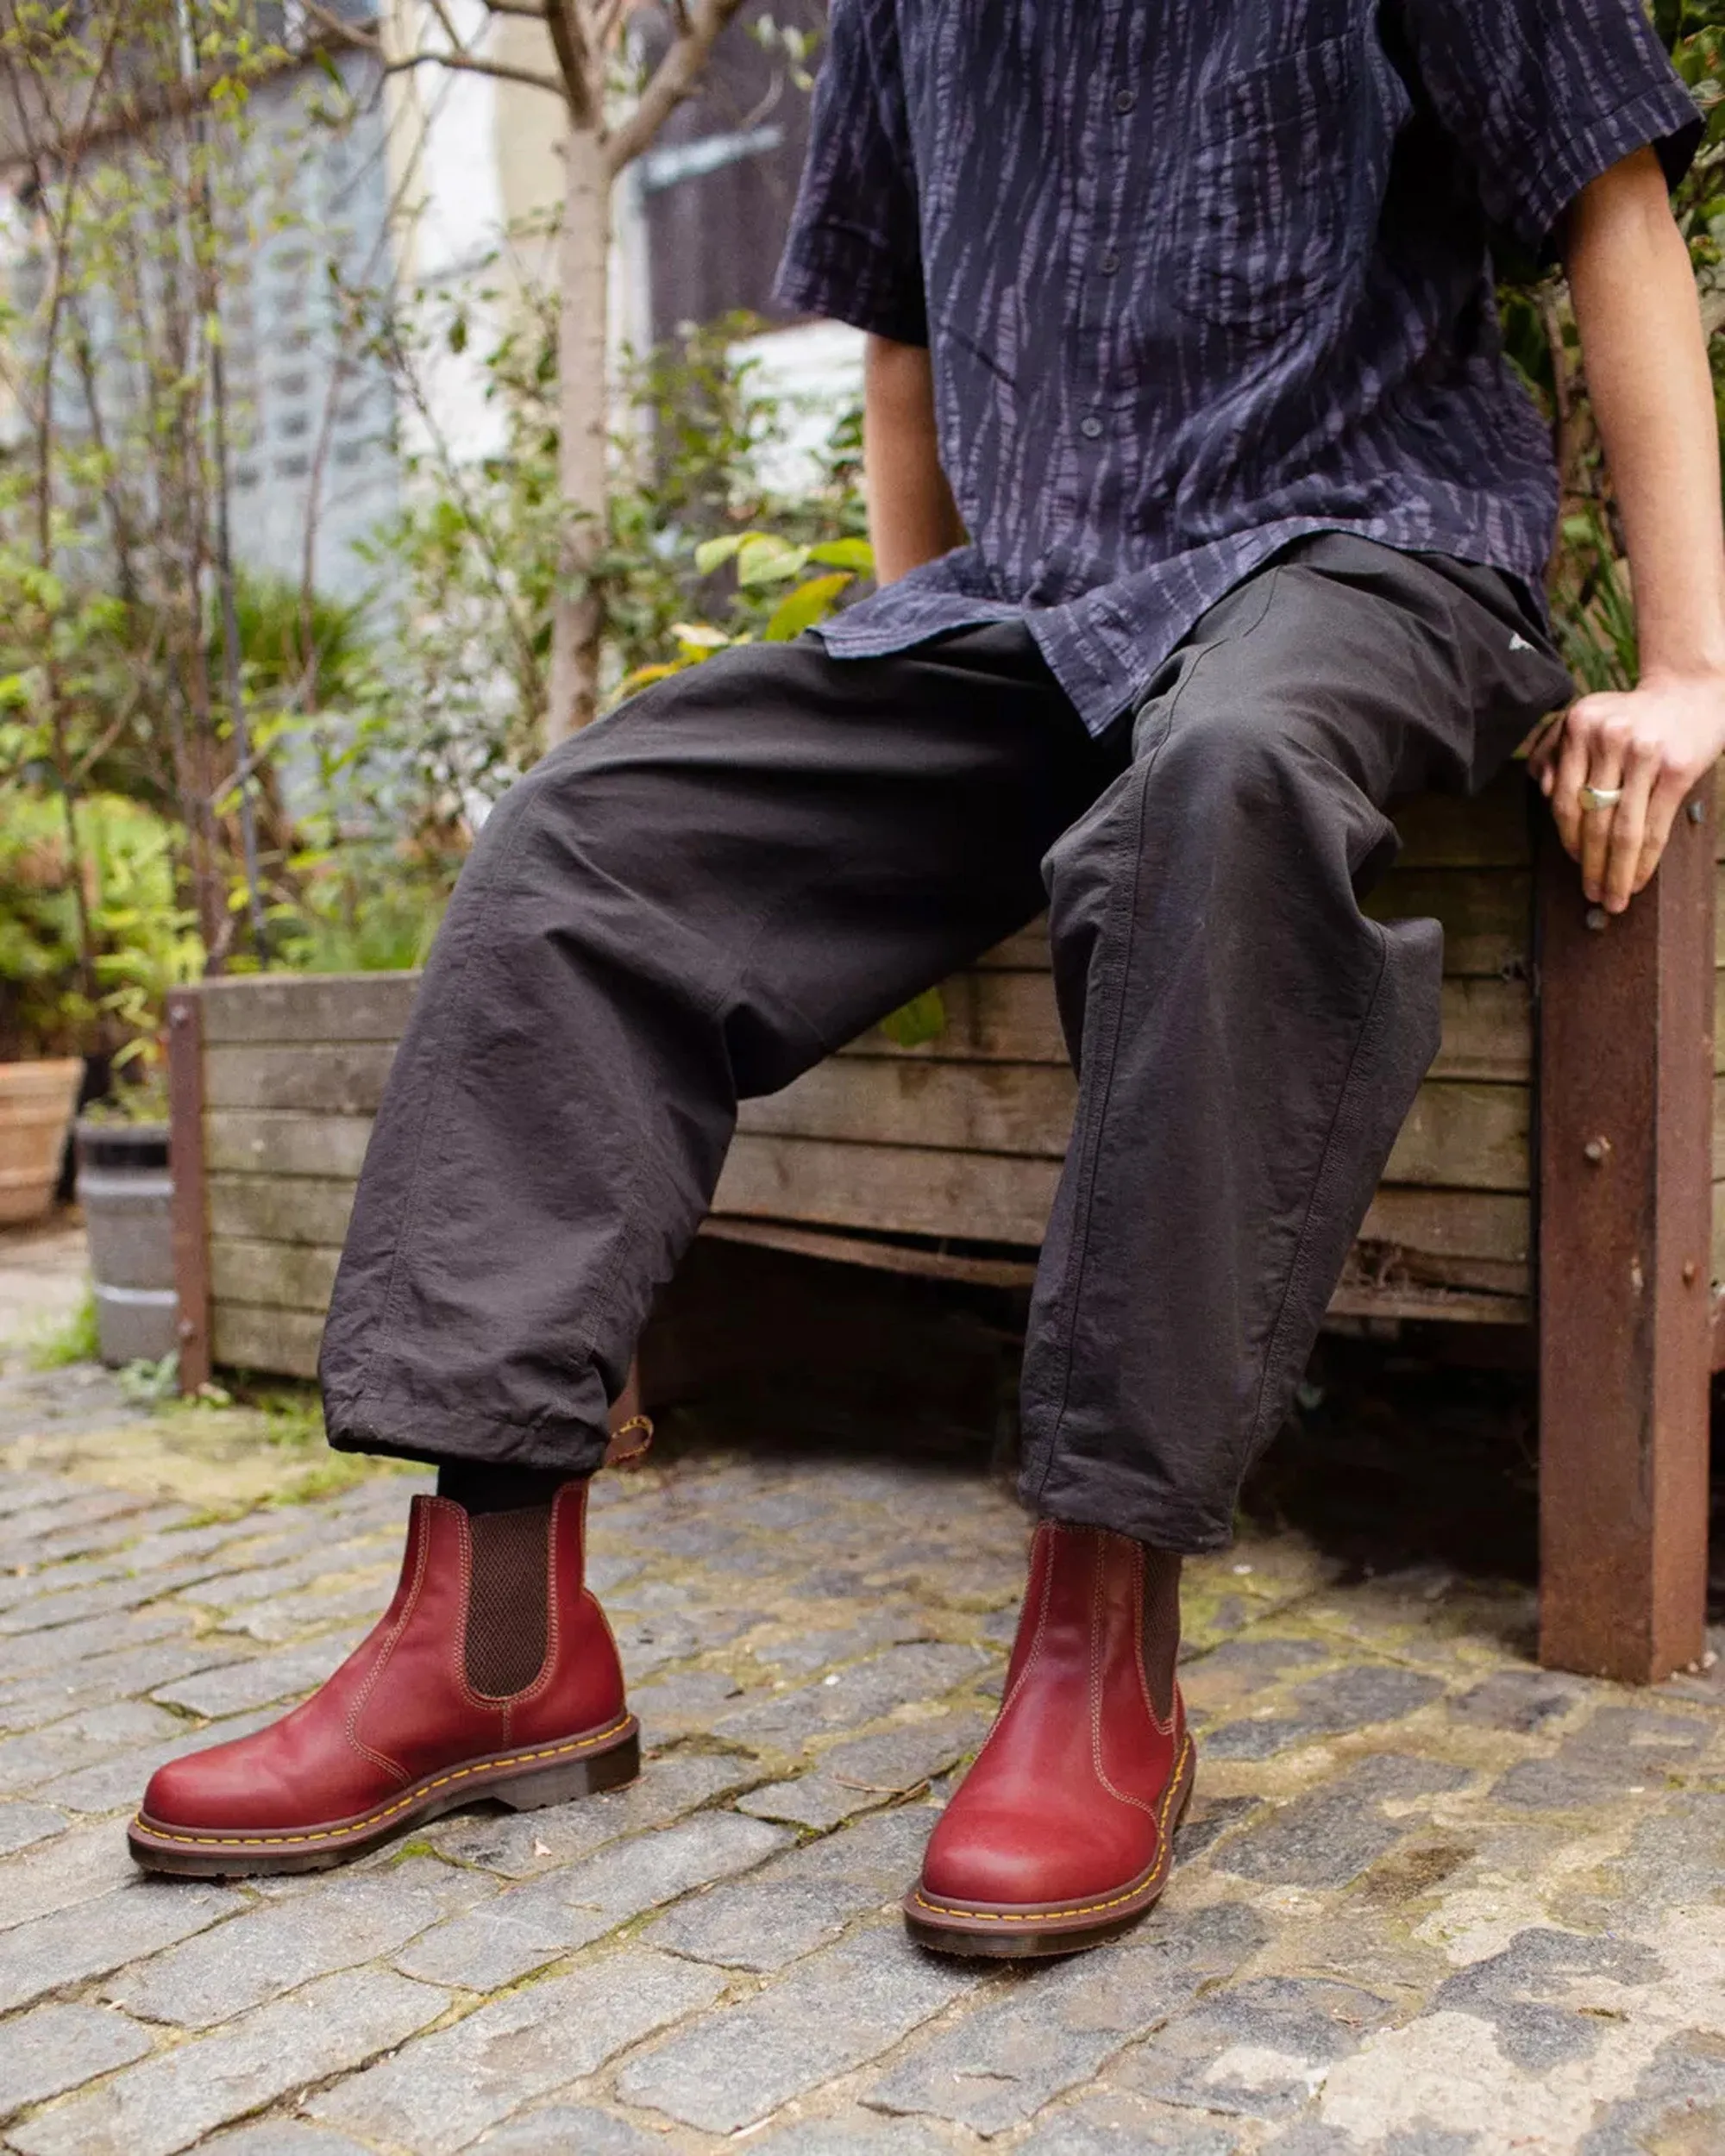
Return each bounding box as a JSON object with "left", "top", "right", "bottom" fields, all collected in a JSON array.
[{"left": 320, "top": 535, "right": 1571, "bottom": 1551}]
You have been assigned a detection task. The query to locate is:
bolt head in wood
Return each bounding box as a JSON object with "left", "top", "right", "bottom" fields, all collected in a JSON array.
[{"left": 1584, "top": 1138, "right": 1610, "bottom": 1163}]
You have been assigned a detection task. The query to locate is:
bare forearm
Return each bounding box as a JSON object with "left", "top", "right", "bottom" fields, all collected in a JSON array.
[
  {"left": 1567, "top": 149, "right": 1725, "bottom": 680},
  {"left": 1532, "top": 149, "right": 1725, "bottom": 912},
  {"left": 863, "top": 334, "right": 965, "bottom": 583}
]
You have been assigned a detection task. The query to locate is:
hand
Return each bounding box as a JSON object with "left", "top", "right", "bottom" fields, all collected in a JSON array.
[{"left": 1527, "top": 672, "right": 1725, "bottom": 913}]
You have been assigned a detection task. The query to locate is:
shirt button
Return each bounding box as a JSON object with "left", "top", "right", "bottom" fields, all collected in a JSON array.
[
  {"left": 1100, "top": 249, "right": 1121, "bottom": 275},
  {"left": 1113, "top": 86, "right": 1137, "bottom": 113},
  {"left": 1080, "top": 414, "right": 1104, "bottom": 440}
]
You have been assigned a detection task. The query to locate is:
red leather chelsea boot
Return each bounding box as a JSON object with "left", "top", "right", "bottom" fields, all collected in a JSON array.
[
  {"left": 129, "top": 1483, "right": 637, "bottom": 1876},
  {"left": 905, "top": 1520, "right": 1194, "bottom": 1956}
]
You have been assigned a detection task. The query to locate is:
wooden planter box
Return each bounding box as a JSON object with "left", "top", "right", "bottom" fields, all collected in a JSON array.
[{"left": 168, "top": 767, "right": 1725, "bottom": 1683}]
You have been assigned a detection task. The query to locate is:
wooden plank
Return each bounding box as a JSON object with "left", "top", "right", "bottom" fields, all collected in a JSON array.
[
  {"left": 846, "top": 973, "right": 1530, "bottom": 1078},
  {"left": 1433, "top": 978, "right": 1529, "bottom": 1082},
  {"left": 969, "top": 870, "right": 1534, "bottom": 982},
  {"left": 847, "top": 973, "right": 1068, "bottom": 1066},
  {"left": 715, "top": 1135, "right": 1063, "bottom": 1244},
  {"left": 1382, "top": 1082, "right": 1528, "bottom": 1194},
  {"left": 207, "top": 1174, "right": 358, "bottom": 1248},
  {"left": 199, "top": 972, "right": 419, "bottom": 1046},
  {"left": 1393, "top": 776, "right": 1532, "bottom": 869},
  {"left": 1360, "top": 1187, "right": 1529, "bottom": 1263},
  {"left": 743, "top": 1058, "right": 1075, "bottom": 1156},
  {"left": 1537, "top": 790, "right": 1715, "bottom": 1684},
  {"left": 1327, "top": 1282, "right": 1528, "bottom": 1326},
  {"left": 210, "top": 1237, "right": 342, "bottom": 1313},
  {"left": 204, "top": 1043, "right": 397, "bottom": 1117},
  {"left": 204, "top": 1111, "right": 375, "bottom": 1181},
  {"left": 1364, "top": 869, "right": 1530, "bottom": 978},
  {"left": 166, "top": 989, "right": 210, "bottom": 1393},
  {"left": 211, "top": 1300, "right": 323, "bottom": 1381},
  {"left": 724, "top": 1077, "right": 1530, "bottom": 1243},
  {"left": 974, "top": 924, "right": 1050, "bottom": 970},
  {"left": 698, "top": 1217, "right": 1039, "bottom": 1288}
]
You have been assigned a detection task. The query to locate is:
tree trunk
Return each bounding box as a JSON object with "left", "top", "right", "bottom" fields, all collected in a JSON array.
[{"left": 547, "top": 122, "right": 610, "bottom": 747}]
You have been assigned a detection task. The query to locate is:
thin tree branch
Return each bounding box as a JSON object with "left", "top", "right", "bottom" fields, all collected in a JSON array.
[
  {"left": 382, "top": 46, "right": 567, "bottom": 96},
  {"left": 480, "top": 0, "right": 549, "bottom": 16},
  {"left": 421, "top": 0, "right": 470, "bottom": 54},
  {"left": 603, "top": 0, "right": 748, "bottom": 179},
  {"left": 298, "top": 1, "right": 382, "bottom": 51},
  {"left": 0, "top": 18, "right": 368, "bottom": 175}
]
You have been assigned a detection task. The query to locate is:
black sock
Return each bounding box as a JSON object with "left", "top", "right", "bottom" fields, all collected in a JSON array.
[{"left": 435, "top": 1460, "right": 570, "bottom": 1515}]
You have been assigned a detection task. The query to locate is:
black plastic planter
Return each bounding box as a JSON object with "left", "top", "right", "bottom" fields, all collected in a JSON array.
[{"left": 75, "top": 1120, "right": 178, "bottom": 1366}]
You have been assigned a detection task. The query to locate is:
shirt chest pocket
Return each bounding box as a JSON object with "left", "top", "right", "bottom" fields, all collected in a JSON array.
[{"left": 1171, "top": 34, "right": 1377, "bottom": 340}]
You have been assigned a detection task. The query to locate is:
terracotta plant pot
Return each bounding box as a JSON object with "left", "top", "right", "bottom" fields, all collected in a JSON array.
[{"left": 0, "top": 1060, "right": 83, "bottom": 1227}]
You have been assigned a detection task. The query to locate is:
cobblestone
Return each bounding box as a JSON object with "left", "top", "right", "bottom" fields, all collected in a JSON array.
[
  {"left": 614, "top": 1925, "right": 982, "bottom": 2132},
  {"left": 11, "top": 1970, "right": 446, "bottom": 2156},
  {"left": 308, "top": 1952, "right": 725, "bottom": 2153},
  {"left": 147, "top": 1638, "right": 364, "bottom": 1720},
  {"left": 3, "top": 1332, "right": 1725, "bottom": 2154},
  {"left": 0, "top": 2002, "right": 153, "bottom": 2121},
  {"left": 870, "top": 1902, "right": 1270, "bottom": 2134},
  {"left": 737, "top": 1710, "right": 991, "bottom": 1831},
  {"left": 104, "top": 1871, "right": 455, "bottom": 2027},
  {"left": 468, "top": 2105, "right": 669, "bottom": 2154},
  {"left": 0, "top": 1882, "right": 247, "bottom": 2013},
  {"left": 0, "top": 1798, "right": 66, "bottom": 1854}
]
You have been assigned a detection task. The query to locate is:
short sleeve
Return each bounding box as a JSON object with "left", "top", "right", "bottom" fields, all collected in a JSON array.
[
  {"left": 774, "top": 0, "right": 927, "bottom": 345},
  {"left": 1397, "top": 0, "right": 1703, "bottom": 259}
]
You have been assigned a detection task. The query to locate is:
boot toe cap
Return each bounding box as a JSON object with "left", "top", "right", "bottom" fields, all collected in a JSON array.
[
  {"left": 141, "top": 1736, "right": 285, "bottom": 1833},
  {"left": 919, "top": 1796, "right": 1155, "bottom": 1909},
  {"left": 140, "top": 1723, "right": 384, "bottom": 1836}
]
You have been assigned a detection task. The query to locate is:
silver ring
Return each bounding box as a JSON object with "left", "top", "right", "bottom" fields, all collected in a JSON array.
[{"left": 1580, "top": 785, "right": 1624, "bottom": 811}]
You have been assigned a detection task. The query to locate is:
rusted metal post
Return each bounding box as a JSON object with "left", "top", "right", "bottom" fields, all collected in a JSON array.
[
  {"left": 1536, "top": 786, "right": 1715, "bottom": 1683},
  {"left": 166, "top": 987, "right": 211, "bottom": 1395}
]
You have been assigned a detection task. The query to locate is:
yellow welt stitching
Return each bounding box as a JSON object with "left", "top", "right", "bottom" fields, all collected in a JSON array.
[
  {"left": 129, "top": 1715, "right": 635, "bottom": 1852},
  {"left": 912, "top": 1735, "right": 1193, "bottom": 1926}
]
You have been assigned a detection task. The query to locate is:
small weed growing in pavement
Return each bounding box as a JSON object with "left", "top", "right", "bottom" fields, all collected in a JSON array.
[
  {"left": 116, "top": 1352, "right": 179, "bottom": 1407},
  {"left": 27, "top": 1287, "right": 99, "bottom": 1369},
  {"left": 256, "top": 1386, "right": 331, "bottom": 1454}
]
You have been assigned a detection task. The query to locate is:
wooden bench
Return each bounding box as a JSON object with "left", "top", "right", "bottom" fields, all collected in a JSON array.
[{"left": 167, "top": 766, "right": 1722, "bottom": 1683}]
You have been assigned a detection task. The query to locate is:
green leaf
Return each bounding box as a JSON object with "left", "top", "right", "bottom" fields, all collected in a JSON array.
[
  {"left": 806, "top": 537, "right": 875, "bottom": 572},
  {"left": 693, "top": 535, "right": 747, "bottom": 575},
  {"left": 737, "top": 536, "right": 810, "bottom": 586},
  {"left": 878, "top": 987, "right": 947, "bottom": 1050},
  {"left": 763, "top": 573, "right": 852, "bottom": 642}
]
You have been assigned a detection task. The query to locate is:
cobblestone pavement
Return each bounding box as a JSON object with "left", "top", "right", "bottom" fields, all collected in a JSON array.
[{"left": 0, "top": 1355, "right": 1723, "bottom": 2155}]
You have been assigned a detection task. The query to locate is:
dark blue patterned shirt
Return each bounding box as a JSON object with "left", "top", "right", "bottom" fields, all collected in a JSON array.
[{"left": 775, "top": 0, "right": 1702, "bottom": 732}]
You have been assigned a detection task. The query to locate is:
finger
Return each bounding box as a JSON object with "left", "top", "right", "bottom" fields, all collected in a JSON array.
[
  {"left": 1577, "top": 734, "right": 1629, "bottom": 903},
  {"left": 1603, "top": 742, "right": 1659, "bottom": 913},
  {"left": 1524, "top": 709, "right": 1568, "bottom": 786},
  {"left": 1549, "top": 711, "right": 1596, "bottom": 861},
  {"left": 1633, "top": 768, "right": 1695, "bottom": 895},
  {"left": 1552, "top": 707, "right": 1596, "bottom": 849}
]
